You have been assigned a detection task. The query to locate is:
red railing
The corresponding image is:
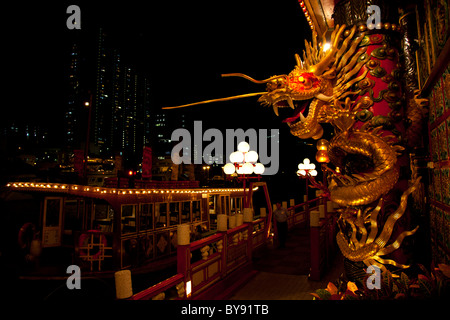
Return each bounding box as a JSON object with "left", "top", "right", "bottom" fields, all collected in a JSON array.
[
  {"left": 129, "top": 197, "right": 338, "bottom": 299},
  {"left": 129, "top": 217, "right": 266, "bottom": 300},
  {"left": 286, "top": 197, "right": 322, "bottom": 229},
  {"left": 130, "top": 274, "right": 185, "bottom": 300}
]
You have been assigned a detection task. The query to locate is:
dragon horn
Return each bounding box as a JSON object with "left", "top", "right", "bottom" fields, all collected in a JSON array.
[
  {"left": 309, "top": 24, "right": 346, "bottom": 76},
  {"left": 162, "top": 91, "right": 267, "bottom": 110},
  {"left": 295, "top": 54, "right": 304, "bottom": 68}
]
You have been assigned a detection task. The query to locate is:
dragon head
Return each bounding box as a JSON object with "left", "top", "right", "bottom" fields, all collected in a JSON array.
[
  {"left": 256, "top": 67, "right": 327, "bottom": 139},
  {"left": 163, "top": 25, "right": 353, "bottom": 140},
  {"left": 219, "top": 25, "right": 359, "bottom": 140},
  {"left": 257, "top": 69, "right": 323, "bottom": 111}
]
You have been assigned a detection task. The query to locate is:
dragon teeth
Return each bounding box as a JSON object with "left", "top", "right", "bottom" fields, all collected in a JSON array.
[
  {"left": 273, "top": 105, "right": 279, "bottom": 116},
  {"left": 299, "top": 112, "right": 306, "bottom": 122},
  {"left": 287, "top": 98, "right": 295, "bottom": 109}
]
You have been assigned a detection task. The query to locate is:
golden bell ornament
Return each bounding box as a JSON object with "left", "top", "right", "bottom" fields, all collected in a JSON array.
[
  {"left": 316, "top": 150, "right": 330, "bottom": 163},
  {"left": 316, "top": 139, "right": 329, "bottom": 151}
]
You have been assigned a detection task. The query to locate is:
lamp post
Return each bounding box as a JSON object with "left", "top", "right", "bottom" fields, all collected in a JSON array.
[
  {"left": 223, "top": 141, "right": 265, "bottom": 208},
  {"left": 296, "top": 158, "right": 318, "bottom": 201}
]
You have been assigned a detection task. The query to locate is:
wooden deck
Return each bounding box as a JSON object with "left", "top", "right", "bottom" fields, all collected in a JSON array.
[{"left": 229, "top": 225, "right": 344, "bottom": 300}]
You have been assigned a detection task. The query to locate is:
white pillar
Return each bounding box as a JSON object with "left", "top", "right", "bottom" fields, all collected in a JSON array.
[
  {"left": 236, "top": 213, "right": 244, "bottom": 226},
  {"left": 310, "top": 210, "right": 320, "bottom": 227},
  {"left": 243, "top": 208, "right": 253, "bottom": 222},
  {"left": 229, "top": 215, "right": 237, "bottom": 228},
  {"left": 319, "top": 204, "right": 325, "bottom": 219},
  {"left": 115, "top": 270, "right": 133, "bottom": 299},
  {"left": 177, "top": 224, "right": 191, "bottom": 245},
  {"left": 260, "top": 207, "right": 267, "bottom": 217},
  {"left": 217, "top": 214, "right": 228, "bottom": 231}
]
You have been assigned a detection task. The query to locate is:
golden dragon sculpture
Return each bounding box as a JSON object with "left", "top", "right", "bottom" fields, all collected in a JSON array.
[{"left": 164, "top": 23, "right": 428, "bottom": 276}]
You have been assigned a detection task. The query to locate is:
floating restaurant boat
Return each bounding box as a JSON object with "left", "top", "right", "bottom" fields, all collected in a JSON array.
[{"left": 1, "top": 179, "right": 273, "bottom": 299}]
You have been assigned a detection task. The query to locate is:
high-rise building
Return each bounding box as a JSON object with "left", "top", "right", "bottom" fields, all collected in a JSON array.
[
  {"left": 63, "top": 27, "right": 189, "bottom": 171},
  {"left": 64, "top": 43, "right": 81, "bottom": 148},
  {"left": 92, "top": 28, "right": 151, "bottom": 168},
  {"left": 93, "top": 28, "right": 112, "bottom": 156}
]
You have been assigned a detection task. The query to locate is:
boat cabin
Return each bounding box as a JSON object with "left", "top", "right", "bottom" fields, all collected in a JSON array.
[{"left": 1, "top": 182, "right": 248, "bottom": 275}]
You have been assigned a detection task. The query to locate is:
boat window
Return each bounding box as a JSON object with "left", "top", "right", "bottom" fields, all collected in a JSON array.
[
  {"left": 192, "top": 201, "right": 201, "bottom": 222},
  {"left": 64, "top": 200, "right": 81, "bottom": 232},
  {"left": 155, "top": 203, "right": 167, "bottom": 228},
  {"left": 231, "top": 197, "right": 242, "bottom": 214},
  {"left": 140, "top": 203, "right": 153, "bottom": 231},
  {"left": 208, "top": 195, "right": 217, "bottom": 214},
  {"left": 45, "top": 198, "right": 62, "bottom": 227},
  {"left": 94, "top": 203, "right": 114, "bottom": 232},
  {"left": 181, "top": 201, "right": 191, "bottom": 223},
  {"left": 63, "top": 199, "right": 83, "bottom": 246},
  {"left": 170, "top": 202, "right": 180, "bottom": 225},
  {"left": 43, "top": 197, "right": 63, "bottom": 247},
  {"left": 208, "top": 195, "right": 218, "bottom": 229},
  {"left": 220, "top": 196, "right": 230, "bottom": 215},
  {"left": 121, "top": 204, "right": 137, "bottom": 234}
]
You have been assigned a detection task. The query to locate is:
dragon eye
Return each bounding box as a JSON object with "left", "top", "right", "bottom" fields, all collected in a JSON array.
[{"left": 298, "top": 76, "right": 305, "bottom": 82}]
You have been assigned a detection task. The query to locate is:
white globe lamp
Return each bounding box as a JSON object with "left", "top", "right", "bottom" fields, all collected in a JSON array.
[
  {"left": 253, "top": 163, "right": 265, "bottom": 174},
  {"left": 223, "top": 163, "right": 235, "bottom": 175},
  {"left": 244, "top": 151, "right": 258, "bottom": 163},
  {"left": 237, "top": 141, "right": 250, "bottom": 153}
]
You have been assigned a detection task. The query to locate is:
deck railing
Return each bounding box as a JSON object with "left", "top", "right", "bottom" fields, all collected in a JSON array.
[
  {"left": 128, "top": 197, "right": 338, "bottom": 300},
  {"left": 129, "top": 217, "right": 266, "bottom": 300},
  {"left": 286, "top": 197, "right": 321, "bottom": 229}
]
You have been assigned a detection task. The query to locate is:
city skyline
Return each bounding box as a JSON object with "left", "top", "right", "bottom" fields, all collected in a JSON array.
[{"left": 3, "top": 1, "right": 317, "bottom": 175}]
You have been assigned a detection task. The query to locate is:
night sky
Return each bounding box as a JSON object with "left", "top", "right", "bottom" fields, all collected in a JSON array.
[
  {"left": 5, "top": 0, "right": 320, "bottom": 196},
  {"left": 6, "top": 0, "right": 311, "bottom": 128}
]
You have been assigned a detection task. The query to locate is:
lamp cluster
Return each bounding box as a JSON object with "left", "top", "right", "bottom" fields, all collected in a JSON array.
[
  {"left": 297, "top": 158, "right": 318, "bottom": 177},
  {"left": 223, "top": 142, "right": 265, "bottom": 175}
]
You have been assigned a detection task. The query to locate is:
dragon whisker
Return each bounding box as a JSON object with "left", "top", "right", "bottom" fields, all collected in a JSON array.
[
  {"left": 221, "top": 73, "right": 287, "bottom": 83},
  {"left": 162, "top": 91, "right": 267, "bottom": 110}
]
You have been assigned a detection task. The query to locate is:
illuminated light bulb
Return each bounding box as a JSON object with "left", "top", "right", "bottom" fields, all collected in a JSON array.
[
  {"left": 230, "top": 151, "right": 244, "bottom": 163},
  {"left": 242, "top": 162, "right": 254, "bottom": 174},
  {"left": 322, "top": 42, "right": 331, "bottom": 52},
  {"left": 223, "top": 163, "right": 236, "bottom": 175},
  {"left": 237, "top": 141, "right": 250, "bottom": 153},
  {"left": 315, "top": 150, "right": 330, "bottom": 163},
  {"left": 304, "top": 163, "right": 316, "bottom": 170},
  {"left": 253, "top": 163, "right": 265, "bottom": 175},
  {"left": 298, "top": 163, "right": 306, "bottom": 170},
  {"left": 244, "top": 151, "right": 258, "bottom": 163},
  {"left": 316, "top": 139, "right": 329, "bottom": 151},
  {"left": 304, "top": 158, "right": 310, "bottom": 165},
  {"left": 310, "top": 170, "right": 318, "bottom": 177}
]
